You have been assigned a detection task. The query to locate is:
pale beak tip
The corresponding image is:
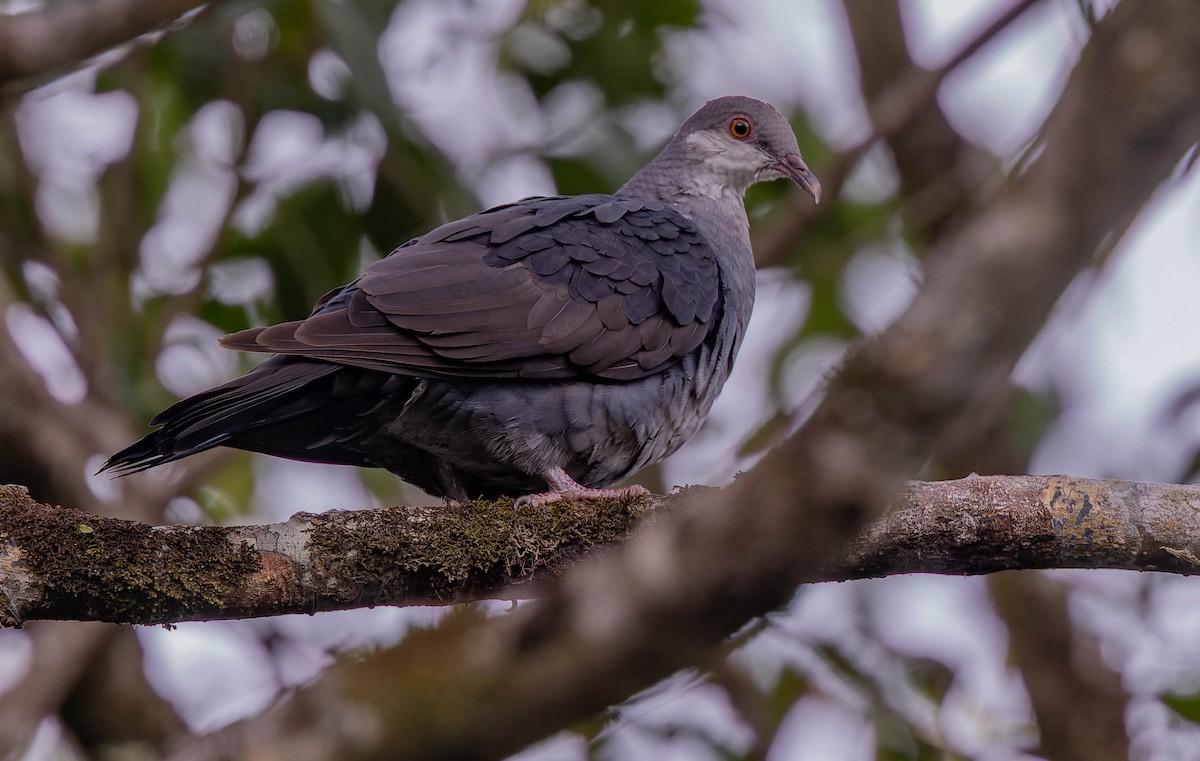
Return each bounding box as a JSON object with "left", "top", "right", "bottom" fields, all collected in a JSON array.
[{"left": 783, "top": 154, "right": 821, "bottom": 205}]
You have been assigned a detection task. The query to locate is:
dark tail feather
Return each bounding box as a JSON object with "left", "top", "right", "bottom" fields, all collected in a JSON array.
[
  {"left": 100, "top": 382, "right": 249, "bottom": 475},
  {"left": 100, "top": 358, "right": 393, "bottom": 476},
  {"left": 100, "top": 430, "right": 221, "bottom": 476}
]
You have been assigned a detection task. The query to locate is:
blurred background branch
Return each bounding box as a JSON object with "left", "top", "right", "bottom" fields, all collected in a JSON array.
[
  {"left": 752, "top": 0, "right": 1033, "bottom": 268},
  {"left": 0, "top": 0, "right": 228, "bottom": 97},
  {"left": 990, "top": 571, "right": 1131, "bottom": 761}
]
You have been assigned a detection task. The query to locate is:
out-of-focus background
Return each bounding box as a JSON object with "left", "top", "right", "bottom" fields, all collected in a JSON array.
[{"left": 1, "top": 0, "right": 1198, "bottom": 758}]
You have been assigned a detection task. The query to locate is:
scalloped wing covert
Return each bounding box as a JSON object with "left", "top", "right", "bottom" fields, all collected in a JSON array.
[{"left": 220, "top": 194, "right": 721, "bottom": 381}]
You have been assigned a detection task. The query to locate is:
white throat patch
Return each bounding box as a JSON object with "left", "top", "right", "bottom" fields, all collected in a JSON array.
[{"left": 681, "top": 131, "right": 771, "bottom": 200}]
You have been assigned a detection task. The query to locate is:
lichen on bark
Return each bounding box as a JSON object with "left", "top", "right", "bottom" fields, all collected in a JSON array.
[
  {"left": 303, "top": 492, "right": 653, "bottom": 606},
  {"left": 0, "top": 484, "right": 259, "bottom": 625}
]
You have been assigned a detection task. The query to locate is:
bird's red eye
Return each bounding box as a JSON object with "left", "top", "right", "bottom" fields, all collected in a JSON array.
[{"left": 728, "top": 117, "right": 752, "bottom": 139}]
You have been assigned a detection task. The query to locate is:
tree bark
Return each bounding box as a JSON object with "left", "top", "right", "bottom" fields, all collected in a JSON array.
[{"left": 3, "top": 474, "right": 1199, "bottom": 626}]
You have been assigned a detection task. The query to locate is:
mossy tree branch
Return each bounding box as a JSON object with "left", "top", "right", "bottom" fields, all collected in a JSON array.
[
  {"left": 3, "top": 474, "right": 1200, "bottom": 627},
  {"left": 0, "top": 484, "right": 652, "bottom": 627}
]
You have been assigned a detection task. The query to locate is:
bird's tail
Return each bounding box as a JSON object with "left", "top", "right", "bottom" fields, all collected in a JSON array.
[{"left": 100, "top": 357, "right": 387, "bottom": 475}]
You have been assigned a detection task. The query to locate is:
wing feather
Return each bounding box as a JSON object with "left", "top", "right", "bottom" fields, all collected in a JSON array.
[{"left": 219, "top": 194, "right": 722, "bottom": 381}]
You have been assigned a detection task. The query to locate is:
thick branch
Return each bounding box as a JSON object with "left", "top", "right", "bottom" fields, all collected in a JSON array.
[
  {"left": 838, "top": 475, "right": 1200, "bottom": 577},
  {"left": 0, "top": 484, "right": 654, "bottom": 626},
  {"left": 4, "top": 475, "right": 1200, "bottom": 626}
]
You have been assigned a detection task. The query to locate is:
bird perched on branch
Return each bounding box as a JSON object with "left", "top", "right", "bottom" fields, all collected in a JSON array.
[{"left": 103, "top": 96, "right": 821, "bottom": 505}]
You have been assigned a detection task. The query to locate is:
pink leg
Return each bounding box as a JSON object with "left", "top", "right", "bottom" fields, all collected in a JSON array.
[{"left": 514, "top": 467, "right": 650, "bottom": 508}]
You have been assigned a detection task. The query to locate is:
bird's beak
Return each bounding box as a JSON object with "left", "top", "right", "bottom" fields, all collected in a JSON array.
[{"left": 777, "top": 154, "right": 822, "bottom": 204}]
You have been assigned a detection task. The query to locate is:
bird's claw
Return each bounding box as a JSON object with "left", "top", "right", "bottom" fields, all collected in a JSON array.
[{"left": 514, "top": 484, "right": 650, "bottom": 509}]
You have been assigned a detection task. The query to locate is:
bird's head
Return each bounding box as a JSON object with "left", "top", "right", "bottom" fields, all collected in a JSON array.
[{"left": 672, "top": 95, "right": 821, "bottom": 203}]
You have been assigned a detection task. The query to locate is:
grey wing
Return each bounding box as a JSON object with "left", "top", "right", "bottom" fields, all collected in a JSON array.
[{"left": 220, "top": 195, "right": 721, "bottom": 381}]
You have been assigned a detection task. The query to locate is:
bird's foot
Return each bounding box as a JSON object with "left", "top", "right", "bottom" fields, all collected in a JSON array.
[
  {"left": 514, "top": 467, "right": 650, "bottom": 508},
  {"left": 514, "top": 484, "right": 649, "bottom": 509}
]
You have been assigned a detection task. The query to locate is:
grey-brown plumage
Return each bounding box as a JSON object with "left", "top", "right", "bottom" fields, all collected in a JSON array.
[{"left": 102, "top": 96, "right": 821, "bottom": 503}]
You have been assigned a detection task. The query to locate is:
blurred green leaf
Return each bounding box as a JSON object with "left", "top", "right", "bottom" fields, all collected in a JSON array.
[
  {"left": 1164, "top": 692, "right": 1200, "bottom": 725},
  {"left": 197, "top": 454, "right": 257, "bottom": 522},
  {"left": 548, "top": 154, "right": 623, "bottom": 196},
  {"left": 0, "top": 122, "right": 41, "bottom": 256},
  {"left": 876, "top": 712, "right": 922, "bottom": 761},
  {"left": 908, "top": 658, "right": 954, "bottom": 702},
  {"left": 1007, "top": 388, "right": 1062, "bottom": 464},
  {"left": 359, "top": 467, "right": 403, "bottom": 506},
  {"left": 512, "top": 0, "right": 699, "bottom": 104},
  {"left": 765, "top": 665, "right": 809, "bottom": 723},
  {"left": 215, "top": 180, "right": 363, "bottom": 319}
]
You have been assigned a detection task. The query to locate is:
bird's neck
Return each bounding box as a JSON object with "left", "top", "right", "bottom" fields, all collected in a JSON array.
[
  {"left": 617, "top": 149, "right": 753, "bottom": 248},
  {"left": 680, "top": 193, "right": 757, "bottom": 341},
  {"left": 617, "top": 151, "right": 757, "bottom": 348},
  {"left": 620, "top": 141, "right": 745, "bottom": 202}
]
